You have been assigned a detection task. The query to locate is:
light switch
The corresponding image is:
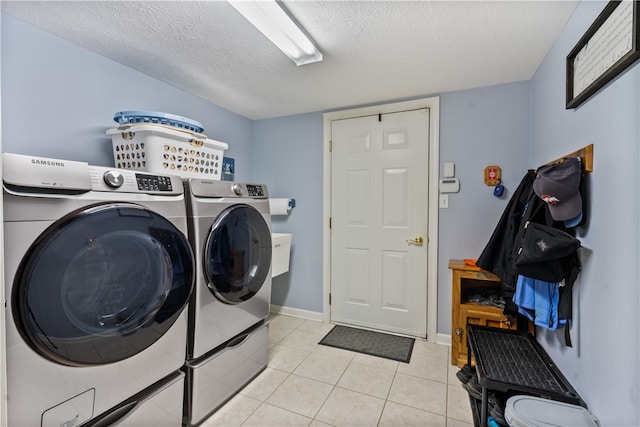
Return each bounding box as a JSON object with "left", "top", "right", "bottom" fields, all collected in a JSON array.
[
  {"left": 444, "top": 162, "right": 455, "bottom": 178},
  {"left": 439, "top": 194, "right": 449, "bottom": 208}
]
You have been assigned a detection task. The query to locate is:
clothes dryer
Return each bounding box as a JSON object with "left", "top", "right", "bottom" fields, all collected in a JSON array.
[
  {"left": 2, "top": 153, "right": 195, "bottom": 426},
  {"left": 183, "top": 179, "right": 272, "bottom": 426}
]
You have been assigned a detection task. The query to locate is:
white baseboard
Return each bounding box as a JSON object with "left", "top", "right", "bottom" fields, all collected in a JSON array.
[
  {"left": 435, "top": 333, "right": 451, "bottom": 347},
  {"left": 270, "top": 304, "right": 324, "bottom": 322},
  {"left": 269, "top": 305, "right": 452, "bottom": 347}
]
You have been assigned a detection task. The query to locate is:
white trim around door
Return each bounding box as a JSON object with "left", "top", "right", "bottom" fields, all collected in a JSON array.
[{"left": 322, "top": 97, "right": 440, "bottom": 342}]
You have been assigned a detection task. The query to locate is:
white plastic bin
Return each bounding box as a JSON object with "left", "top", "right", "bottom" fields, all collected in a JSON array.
[
  {"left": 505, "top": 395, "right": 600, "bottom": 427},
  {"left": 107, "top": 123, "right": 228, "bottom": 179}
]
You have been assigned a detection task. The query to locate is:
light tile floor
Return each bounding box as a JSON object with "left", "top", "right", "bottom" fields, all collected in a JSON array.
[{"left": 202, "top": 314, "right": 473, "bottom": 427}]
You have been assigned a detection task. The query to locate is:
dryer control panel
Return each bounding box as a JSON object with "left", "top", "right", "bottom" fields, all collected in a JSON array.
[
  {"left": 188, "top": 179, "right": 269, "bottom": 199},
  {"left": 246, "top": 184, "right": 265, "bottom": 197}
]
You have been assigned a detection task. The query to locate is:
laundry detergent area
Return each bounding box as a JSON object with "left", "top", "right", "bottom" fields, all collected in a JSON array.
[{"left": 1, "top": 2, "right": 639, "bottom": 426}]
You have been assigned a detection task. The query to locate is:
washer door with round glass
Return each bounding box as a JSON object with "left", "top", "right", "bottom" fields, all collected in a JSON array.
[
  {"left": 204, "top": 204, "right": 272, "bottom": 304},
  {"left": 12, "top": 203, "right": 195, "bottom": 367}
]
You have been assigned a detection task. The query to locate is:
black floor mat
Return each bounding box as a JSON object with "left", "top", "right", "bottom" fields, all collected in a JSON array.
[{"left": 318, "top": 325, "right": 414, "bottom": 363}]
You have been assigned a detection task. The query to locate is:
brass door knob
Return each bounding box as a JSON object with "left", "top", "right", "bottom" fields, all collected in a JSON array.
[{"left": 406, "top": 236, "right": 424, "bottom": 246}]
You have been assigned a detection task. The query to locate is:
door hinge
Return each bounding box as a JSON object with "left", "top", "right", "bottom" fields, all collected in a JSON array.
[
  {"left": 329, "top": 293, "right": 332, "bottom": 305},
  {"left": 329, "top": 140, "right": 333, "bottom": 152},
  {"left": 329, "top": 217, "right": 332, "bottom": 229}
]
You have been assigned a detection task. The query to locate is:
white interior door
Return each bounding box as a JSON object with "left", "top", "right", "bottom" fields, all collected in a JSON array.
[{"left": 330, "top": 108, "right": 429, "bottom": 337}]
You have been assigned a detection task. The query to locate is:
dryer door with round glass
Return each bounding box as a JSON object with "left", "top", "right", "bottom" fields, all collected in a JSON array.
[
  {"left": 12, "top": 202, "right": 195, "bottom": 367},
  {"left": 204, "top": 204, "right": 272, "bottom": 304}
]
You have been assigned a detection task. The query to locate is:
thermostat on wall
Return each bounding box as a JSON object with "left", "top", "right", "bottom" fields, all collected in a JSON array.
[{"left": 439, "top": 178, "right": 460, "bottom": 193}]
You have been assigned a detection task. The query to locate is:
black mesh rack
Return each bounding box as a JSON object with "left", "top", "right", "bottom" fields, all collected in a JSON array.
[{"left": 466, "top": 325, "right": 586, "bottom": 427}]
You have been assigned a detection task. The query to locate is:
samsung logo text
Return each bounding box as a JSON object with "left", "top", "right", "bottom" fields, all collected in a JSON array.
[{"left": 31, "top": 159, "right": 65, "bottom": 167}]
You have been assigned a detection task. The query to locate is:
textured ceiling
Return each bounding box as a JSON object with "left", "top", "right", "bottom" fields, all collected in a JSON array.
[{"left": 2, "top": 1, "right": 579, "bottom": 120}]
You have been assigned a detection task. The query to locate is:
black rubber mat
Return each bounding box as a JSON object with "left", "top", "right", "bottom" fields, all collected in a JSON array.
[{"left": 318, "top": 325, "right": 414, "bottom": 363}]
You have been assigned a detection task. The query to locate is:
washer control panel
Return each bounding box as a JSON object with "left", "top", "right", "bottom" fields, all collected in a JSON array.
[
  {"left": 135, "top": 173, "right": 174, "bottom": 192},
  {"left": 89, "top": 165, "right": 182, "bottom": 194}
]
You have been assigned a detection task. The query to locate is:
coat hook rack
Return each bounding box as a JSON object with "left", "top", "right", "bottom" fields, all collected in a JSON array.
[{"left": 539, "top": 144, "right": 593, "bottom": 173}]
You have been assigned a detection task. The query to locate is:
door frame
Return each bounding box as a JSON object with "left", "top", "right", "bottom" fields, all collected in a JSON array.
[
  {"left": 0, "top": 16, "right": 7, "bottom": 426},
  {"left": 322, "top": 97, "right": 440, "bottom": 342}
]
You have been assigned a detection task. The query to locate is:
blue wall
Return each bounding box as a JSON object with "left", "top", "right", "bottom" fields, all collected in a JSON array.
[
  {"left": 437, "top": 82, "right": 530, "bottom": 333},
  {"left": 252, "top": 113, "right": 324, "bottom": 313},
  {"left": 529, "top": 1, "right": 639, "bottom": 424},
  {"left": 251, "top": 82, "right": 533, "bottom": 323},
  {"left": 1, "top": 14, "right": 253, "bottom": 178}
]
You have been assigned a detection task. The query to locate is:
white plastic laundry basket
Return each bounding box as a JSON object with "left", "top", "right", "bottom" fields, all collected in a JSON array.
[
  {"left": 505, "top": 395, "right": 600, "bottom": 427},
  {"left": 107, "top": 124, "right": 228, "bottom": 180}
]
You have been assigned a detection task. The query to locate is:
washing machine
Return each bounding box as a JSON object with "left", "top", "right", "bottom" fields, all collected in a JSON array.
[
  {"left": 2, "top": 153, "right": 195, "bottom": 426},
  {"left": 183, "top": 179, "right": 272, "bottom": 426}
]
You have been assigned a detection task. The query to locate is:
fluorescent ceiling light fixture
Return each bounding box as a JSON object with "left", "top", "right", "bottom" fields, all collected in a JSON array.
[{"left": 228, "top": 0, "right": 323, "bottom": 66}]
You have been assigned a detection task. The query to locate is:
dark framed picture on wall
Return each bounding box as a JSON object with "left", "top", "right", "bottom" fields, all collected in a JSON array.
[{"left": 566, "top": 0, "right": 640, "bottom": 109}]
